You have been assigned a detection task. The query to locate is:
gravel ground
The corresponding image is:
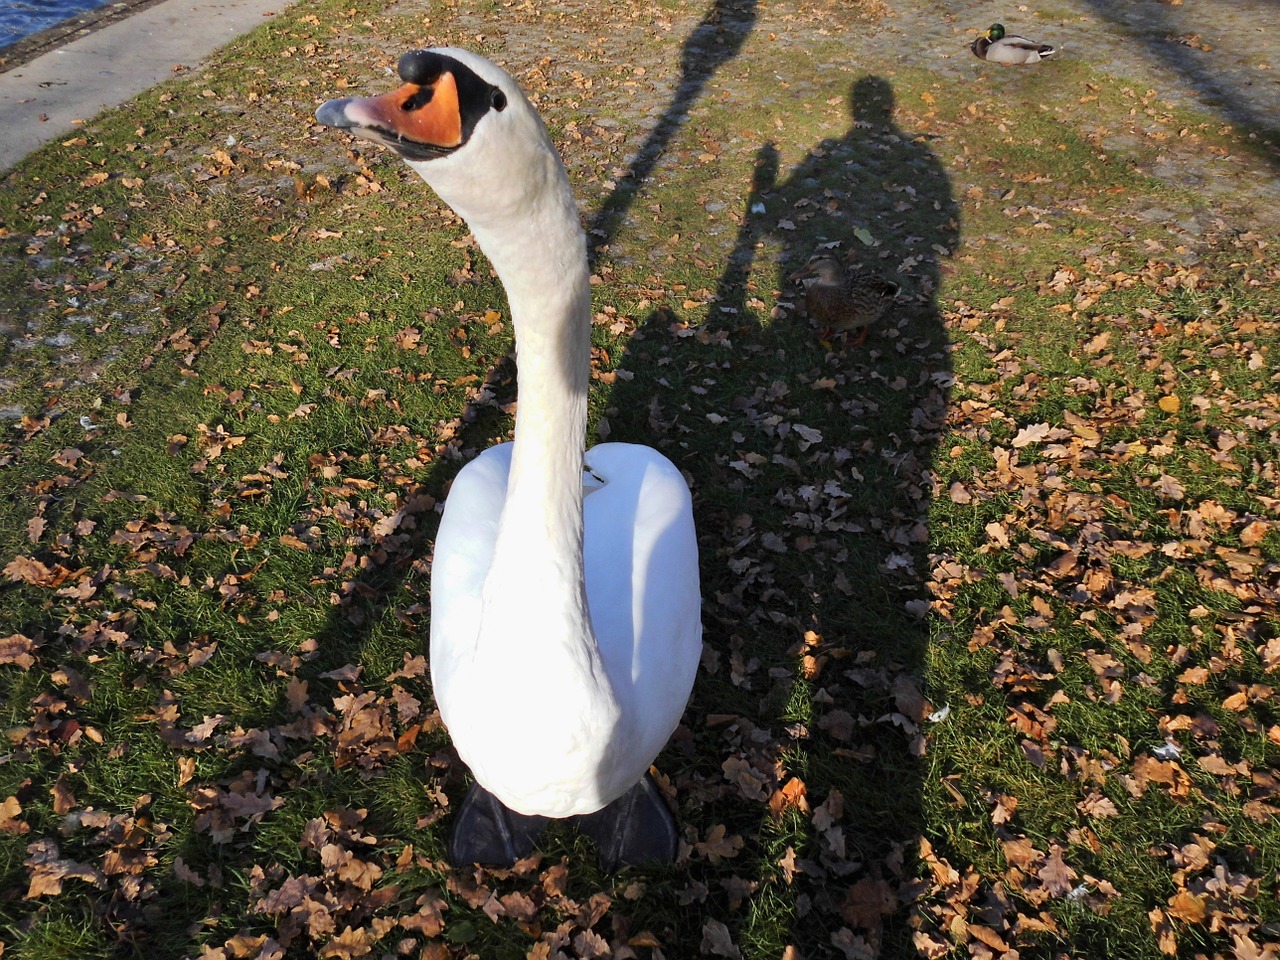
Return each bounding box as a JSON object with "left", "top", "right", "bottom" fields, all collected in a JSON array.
[
  {"left": 872, "top": 0, "right": 1280, "bottom": 222},
  {"left": 417, "top": 0, "right": 1280, "bottom": 230}
]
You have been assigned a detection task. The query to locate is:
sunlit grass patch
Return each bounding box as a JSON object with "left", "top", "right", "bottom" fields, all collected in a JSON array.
[{"left": 2, "top": 0, "right": 1279, "bottom": 958}]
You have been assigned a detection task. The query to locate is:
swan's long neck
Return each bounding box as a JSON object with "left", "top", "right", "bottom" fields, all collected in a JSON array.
[
  {"left": 419, "top": 132, "right": 597, "bottom": 659},
  {"left": 481, "top": 200, "right": 592, "bottom": 614}
]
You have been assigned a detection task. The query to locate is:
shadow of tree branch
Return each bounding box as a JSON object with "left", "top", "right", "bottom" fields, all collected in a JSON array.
[{"left": 586, "top": 0, "right": 758, "bottom": 262}]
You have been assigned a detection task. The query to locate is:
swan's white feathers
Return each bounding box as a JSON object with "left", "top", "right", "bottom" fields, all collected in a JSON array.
[
  {"left": 431, "top": 442, "right": 700, "bottom": 817},
  {"left": 427, "top": 445, "right": 508, "bottom": 706},
  {"left": 321, "top": 48, "right": 703, "bottom": 824},
  {"left": 583, "top": 443, "right": 701, "bottom": 728}
]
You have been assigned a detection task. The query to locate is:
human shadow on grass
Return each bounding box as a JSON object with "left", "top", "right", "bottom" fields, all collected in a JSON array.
[
  {"left": 293, "top": 15, "right": 967, "bottom": 952},
  {"left": 599, "top": 74, "right": 958, "bottom": 956}
]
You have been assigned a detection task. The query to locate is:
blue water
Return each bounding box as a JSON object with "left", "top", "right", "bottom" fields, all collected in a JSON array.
[{"left": 0, "top": 0, "right": 115, "bottom": 51}]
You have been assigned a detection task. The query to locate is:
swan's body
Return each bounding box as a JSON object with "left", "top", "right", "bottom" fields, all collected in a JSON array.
[
  {"left": 432, "top": 442, "right": 700, "bottom": 817},
  {"left": 317, "top": 49, "right": 700, "bottom": 862},
  {"left": 971, "top": 23, "right": 1056, "bottom": 64}
]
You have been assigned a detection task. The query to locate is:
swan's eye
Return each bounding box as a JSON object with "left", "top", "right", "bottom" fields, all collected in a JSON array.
[
  {"left": 491, "top": 89, "right": 507, "bottom": 112},
  {"left": 401, "top": 86, "right": 435, "bottom": 111}
]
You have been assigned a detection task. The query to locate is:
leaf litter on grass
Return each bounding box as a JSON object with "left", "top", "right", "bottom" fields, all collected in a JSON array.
[{"left": 2, "top": 0, "right": 1279, "bottom": 958}]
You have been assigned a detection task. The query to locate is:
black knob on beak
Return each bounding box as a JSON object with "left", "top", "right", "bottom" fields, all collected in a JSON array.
[{"left": 398, "top": 50, "right": 447, "bottom": 85}]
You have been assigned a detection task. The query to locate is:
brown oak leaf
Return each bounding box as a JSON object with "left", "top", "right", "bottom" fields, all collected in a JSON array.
[
  {"left": 1037, "top": 845, "right": 1077, "bottom": 897},
  {"left": 24, "top": 838, "right": 106, "bottom": 898},
  {"left": 694, "top": 824, "right": 744, "bottom": 864},
  {"left": 699, "top": 919, "right": 741, "bottom": 959},
  {"left": 2, "top": 795, "right": 30, "bottom": 835},
  {"left": 840, "top": 876, "right": 899, "bottom": 928},
  {"left": 0, "top": 633, "right": 38, "bottom": 669}
]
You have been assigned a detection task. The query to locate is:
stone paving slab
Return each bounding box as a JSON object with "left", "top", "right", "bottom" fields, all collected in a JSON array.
[{"left": 0, "top": 0, "right": 296, "bottom": 172}]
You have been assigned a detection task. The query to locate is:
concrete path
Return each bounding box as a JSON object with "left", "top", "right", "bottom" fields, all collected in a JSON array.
[{"left": 0, "top": 0, "right": 295, "bottom": 172}]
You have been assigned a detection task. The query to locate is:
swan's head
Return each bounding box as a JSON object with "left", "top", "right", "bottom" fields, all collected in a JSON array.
[{"left": 316, "top": 48, "right": 560, "bottom": 226}]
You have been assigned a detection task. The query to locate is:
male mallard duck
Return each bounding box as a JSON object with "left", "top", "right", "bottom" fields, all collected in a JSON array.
[
  {"left": 971, "top": 23, "right": 1056, "bottom": 64},
  {"left": 316, "top": 50, "right": 702, "bottom": 872},
  {"left": 790, "top": 253, "right": 899, "bottom": 346}
]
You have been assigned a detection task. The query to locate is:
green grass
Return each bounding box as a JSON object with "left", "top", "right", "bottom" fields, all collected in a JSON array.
[{"left": 2, "top": 1, "right": 1279, "bottom": 958}]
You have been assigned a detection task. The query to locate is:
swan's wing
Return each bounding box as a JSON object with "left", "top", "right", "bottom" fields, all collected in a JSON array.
[
  {"left": 583, "top": 442, "right": 702, "bottom": 754},
  {"left": 429, "top": 443, "right": 512, "bottom": 703},
  {"left": 987, "top": 37, "right": 1053, "bottom": 62}
]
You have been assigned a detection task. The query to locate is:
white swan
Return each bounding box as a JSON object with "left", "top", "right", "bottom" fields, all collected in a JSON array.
[{"left": 317, "top": 48, "right": 701, "bottom": 870}]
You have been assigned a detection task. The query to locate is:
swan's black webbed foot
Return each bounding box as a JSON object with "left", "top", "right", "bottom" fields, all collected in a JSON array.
[
  {"left": 576, "top": 773, "right": 678, "bottom": 873},
  {"left": 449, "top": 782, "right": 549, "bottom": 868}
]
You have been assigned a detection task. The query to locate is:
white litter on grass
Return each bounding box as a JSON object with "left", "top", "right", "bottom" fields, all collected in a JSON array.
[
  {"left": 927, "top": 705, "right": 952, "bottom": 723},
  {"left": 1153, "top": 740, "right": 1182, "bottom": 760}
]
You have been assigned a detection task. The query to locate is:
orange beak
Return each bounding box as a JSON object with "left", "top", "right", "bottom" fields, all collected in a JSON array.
[{"left": 317, "top": 69, "right": 464, "bottom": 159}]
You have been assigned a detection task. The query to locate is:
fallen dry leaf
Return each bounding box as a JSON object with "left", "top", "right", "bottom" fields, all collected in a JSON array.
[
  {"left": 2, "top": 795, "right": 30, "bottom": 835},
  {"left": 24, "top": 838, "right": 106, "bottom": 898},
  {"left": 0, "top": 633, "right": 38, "bottom": 669}
]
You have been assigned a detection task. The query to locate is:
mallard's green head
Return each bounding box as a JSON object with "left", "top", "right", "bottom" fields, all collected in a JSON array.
[{"left": 988, "top": 23, "right": 1006, "bottom": 41}]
